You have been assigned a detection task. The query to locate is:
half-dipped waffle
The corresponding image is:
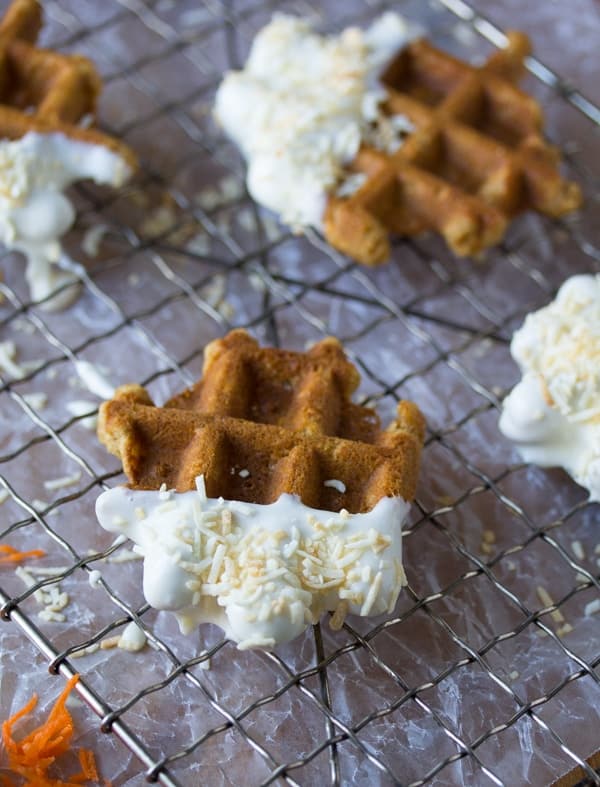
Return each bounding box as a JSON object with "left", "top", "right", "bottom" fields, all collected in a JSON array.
[
  {"left": 98, "top": 330, "right": 426, "bottom": 513},
  {"left": 325, "top": 32, "right": 581, "bottom": 264},
  {"left": 0, "top": 0, "right": 135, "bottom": 165},
  {"left": 96, "top": 332, "right": 426, "bottom": 648}
]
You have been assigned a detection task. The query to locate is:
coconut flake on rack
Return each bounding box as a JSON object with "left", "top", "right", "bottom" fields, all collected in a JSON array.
[
  {"left": 82, "top": 223, "right": 110, "bottom": 257},
  {"left": 499, "top": 274, "right": 600, "bottom": 502},
  {"left": 585, "top": 599, "right": 600, "bottom": 617},
  {"left": 95, "top": 476, "right": 411, "bottom": 650},
  {"left": 66, "top": 400, "right": 99, "bottom": 430},
  {"left": 74, "top": 361, "right": 116, "bottom": 399},
  {"left": 214, "top": 13, "right": 422, "bottom": 229},
  {"left": 0, "top": 340, "right": 25, "bottom": 379},
  {"left": 0, "top": 132, "right": 133, "bottom": 311},
  {"left": 15, "top": 564, "right": 71, "bottom": 623},
  {"left": 43, "top": 471, "right": 82, "bottom": 491},
  {"left": 22, "top": 392, "right": 48, "bottom": 410}
]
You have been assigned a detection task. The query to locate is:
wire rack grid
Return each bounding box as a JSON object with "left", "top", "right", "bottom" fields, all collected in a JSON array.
[{"left": 0, "top": 0, "right": 599, "bottom": 784}]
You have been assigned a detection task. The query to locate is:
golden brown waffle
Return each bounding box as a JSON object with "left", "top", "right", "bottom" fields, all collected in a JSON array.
[
  {"left": 98, "top": 330, "right": 426, "bottom": 513},
  {"left": 167, "top": 329, "right": 378, "bottom": 442},
  {"left": 0, "top": 0, "right": 136, "bottom": 167},
  {"left": 324, "top": 32, "right": 581, "bottom": 264}
]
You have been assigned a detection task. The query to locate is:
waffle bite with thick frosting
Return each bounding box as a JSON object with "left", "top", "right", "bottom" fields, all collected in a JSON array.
[
  {"left": 500, "top": 275, "right": 600, "bottom": 502},
  {"left": 96, "top": 330, "right": 426, "bottom": 650},
  {"left": 215, "top": 13, "right": 581, "bottom": 265},
  {"left": 0, "top": 0, "right": 137, "bottom": 309}
]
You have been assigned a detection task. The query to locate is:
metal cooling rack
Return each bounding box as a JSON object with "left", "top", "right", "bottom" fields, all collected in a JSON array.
[{"left": 0, "top": 0, "right": 599, "bottom": 784}]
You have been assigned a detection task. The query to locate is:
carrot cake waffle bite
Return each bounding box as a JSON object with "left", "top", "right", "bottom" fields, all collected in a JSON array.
[
  {"left": 499, "top": 274, "right": 600, "bottom": 502},
  {"left": 95, "top": 330, "right": 426, "bottom": 650},
  {"left": 0, "top": 0, "right": 136, "bottom": 309},
  {"left": 214, "top": 13, "right": 580, "bottom": 265}
]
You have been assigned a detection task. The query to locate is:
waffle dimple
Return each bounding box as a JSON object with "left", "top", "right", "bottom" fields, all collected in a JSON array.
[
  {"left": 325, "top": 32, "right": 581, "bottom": 264},
  {"left": 98, "top": 330, "right": 426, "bottom": 513},
  {"left": 0, "top": 0, "right": 136, "bottom": 167}
]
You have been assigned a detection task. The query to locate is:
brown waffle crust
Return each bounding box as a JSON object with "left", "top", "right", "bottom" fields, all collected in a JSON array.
[
  {"left": 98, "top": 331, "right": 426, "bottom": 514},
  {"left": 324, "top": 32, "right": 581, "bottom": 264},
  {"left": 167, "top": 329, "right": 379, "bottom": 441},
  {"left": 0, "top": 0, "right": 136, "bottom": 167}
]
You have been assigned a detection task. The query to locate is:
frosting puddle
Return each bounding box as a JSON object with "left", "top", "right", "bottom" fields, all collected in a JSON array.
[{"left": 96, "top": 478, "right": 410, "bottom": 650}]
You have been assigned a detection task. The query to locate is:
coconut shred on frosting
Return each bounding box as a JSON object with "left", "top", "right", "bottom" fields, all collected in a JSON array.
[
  {"left": 96, "top": 477, "right": 410, "bottom": 650},
  {"left": 0, "top": 132, "right": 132, "bottom": 310},
  {"left": 214, "top": 13, "right": 423, "bottom": 228},
  {"left": 499, "top": 274, "right": 600, "bottom": 501}
]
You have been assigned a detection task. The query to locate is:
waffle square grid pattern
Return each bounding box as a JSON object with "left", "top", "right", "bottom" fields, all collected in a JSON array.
[{"left": 0, "top": 0, "right": 599, "bottom": 786}]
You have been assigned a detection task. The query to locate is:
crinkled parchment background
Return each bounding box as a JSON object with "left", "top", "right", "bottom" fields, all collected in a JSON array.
[{"left": 0, "top": 0, "right": 599, "bottom": 785}]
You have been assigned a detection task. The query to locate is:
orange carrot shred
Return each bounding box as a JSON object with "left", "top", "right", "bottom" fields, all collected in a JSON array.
[
  {"left": 78, "top": 751, "right": 98, "bottom": 781},
  {"left": 0, "top": 545, "right": 46, "bottom": 564},
  {"left": 1, "top": 674, "right": 100, "bottom": 786}
]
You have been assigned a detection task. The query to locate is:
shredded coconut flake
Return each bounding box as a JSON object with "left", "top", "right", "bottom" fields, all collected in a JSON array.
[
  {"left": 584, "top": 599, "right": 600, "bottom": 617},
  {"left": 324, "top": 479, "right": 346, "bottom": 494},
  {"left": 70, "top": 643, "right": 100, "bottom": 658},
  {"left": 22, "top": 392, "right": 48, "bottom": 410},
  {"left": 100, "top": 636, "right": 121, "bottom": 650},
  {"left": 65, "top": 399, "right": 98, "bottom": 429},
  {"left": 0, "top": 341, "right": 25, "bottom": 379},
  {"left": 557, "top": 622, "right": 573, "bottom": 637},
  {"left": 571, "top": 540, "right": 585, "bottom": 561},
  {"left": 82, "top": 223, "right": 109, "bottom": 257},
  {"left": 536, "top": 586, "right": 564, "bottom": 623},
  {"left": 96, "top": 487, "right": 411, "bottom": 650},
  {"left": 74, "top": 361, "right": 115, "bottom": 399},
  {"left": 43, "top": 471, "right": 82, "bottom": 491}
]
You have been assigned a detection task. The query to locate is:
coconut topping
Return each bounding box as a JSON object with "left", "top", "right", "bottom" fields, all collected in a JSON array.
[
  {"left": 95, "top": 478, "right": 410, "bottom": 650},
  {"left": 499, "top": 275, "right": 600, "bottom": 502},
  {"left": 74, "top": 361, "right": 116, "bottom": 399},
  {"left": 0, "top": 132, "right": 132, "bottom": 310},
  {"left": 214, "top": 13, "right": 422, "bottom": 228}
]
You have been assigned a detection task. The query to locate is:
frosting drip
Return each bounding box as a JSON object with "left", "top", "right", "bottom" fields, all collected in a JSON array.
[
  {"left": 0, "top": 132, "right": 132, "bottom": 310},
  {"left": 499, "top": 274, "right": 600, "bottom": 501}
]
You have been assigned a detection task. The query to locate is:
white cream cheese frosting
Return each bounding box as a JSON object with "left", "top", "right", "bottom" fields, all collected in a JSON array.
[
  {"left": 96, "top": 477, "right": 410, "bottom": 650},
  {"left": 499, "top": 274, "right": 600, "bottom": 501},
  {"left": 214, "top": 13, "right": 423, "bottom": 228},
  {"left": 0, "top": 132, "right": 132, "bottom": 310}
]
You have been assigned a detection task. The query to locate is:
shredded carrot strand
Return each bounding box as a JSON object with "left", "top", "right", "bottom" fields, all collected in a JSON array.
[
  {"left": 0, "top": 545, "right": 46, "bottom": 564},
  {"left": 1, "top": 675, "right": 100, "bottom": 786},
  {"left": 78, "top": 751, "right": 98, "bottom": 781}
]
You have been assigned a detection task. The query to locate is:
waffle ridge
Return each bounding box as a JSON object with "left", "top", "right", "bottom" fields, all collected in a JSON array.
[
  {"left": 98, "top": 331, "right": 426, "bottom": 513},
  {"left": 166, "top": 329, "right": 380, "bottom": 442},
  {"left": 0, "top": 0, "right": 136, "bottom": 166},
  {"left": 325, "top": 32, "right": 581, "bottom": 264}
]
